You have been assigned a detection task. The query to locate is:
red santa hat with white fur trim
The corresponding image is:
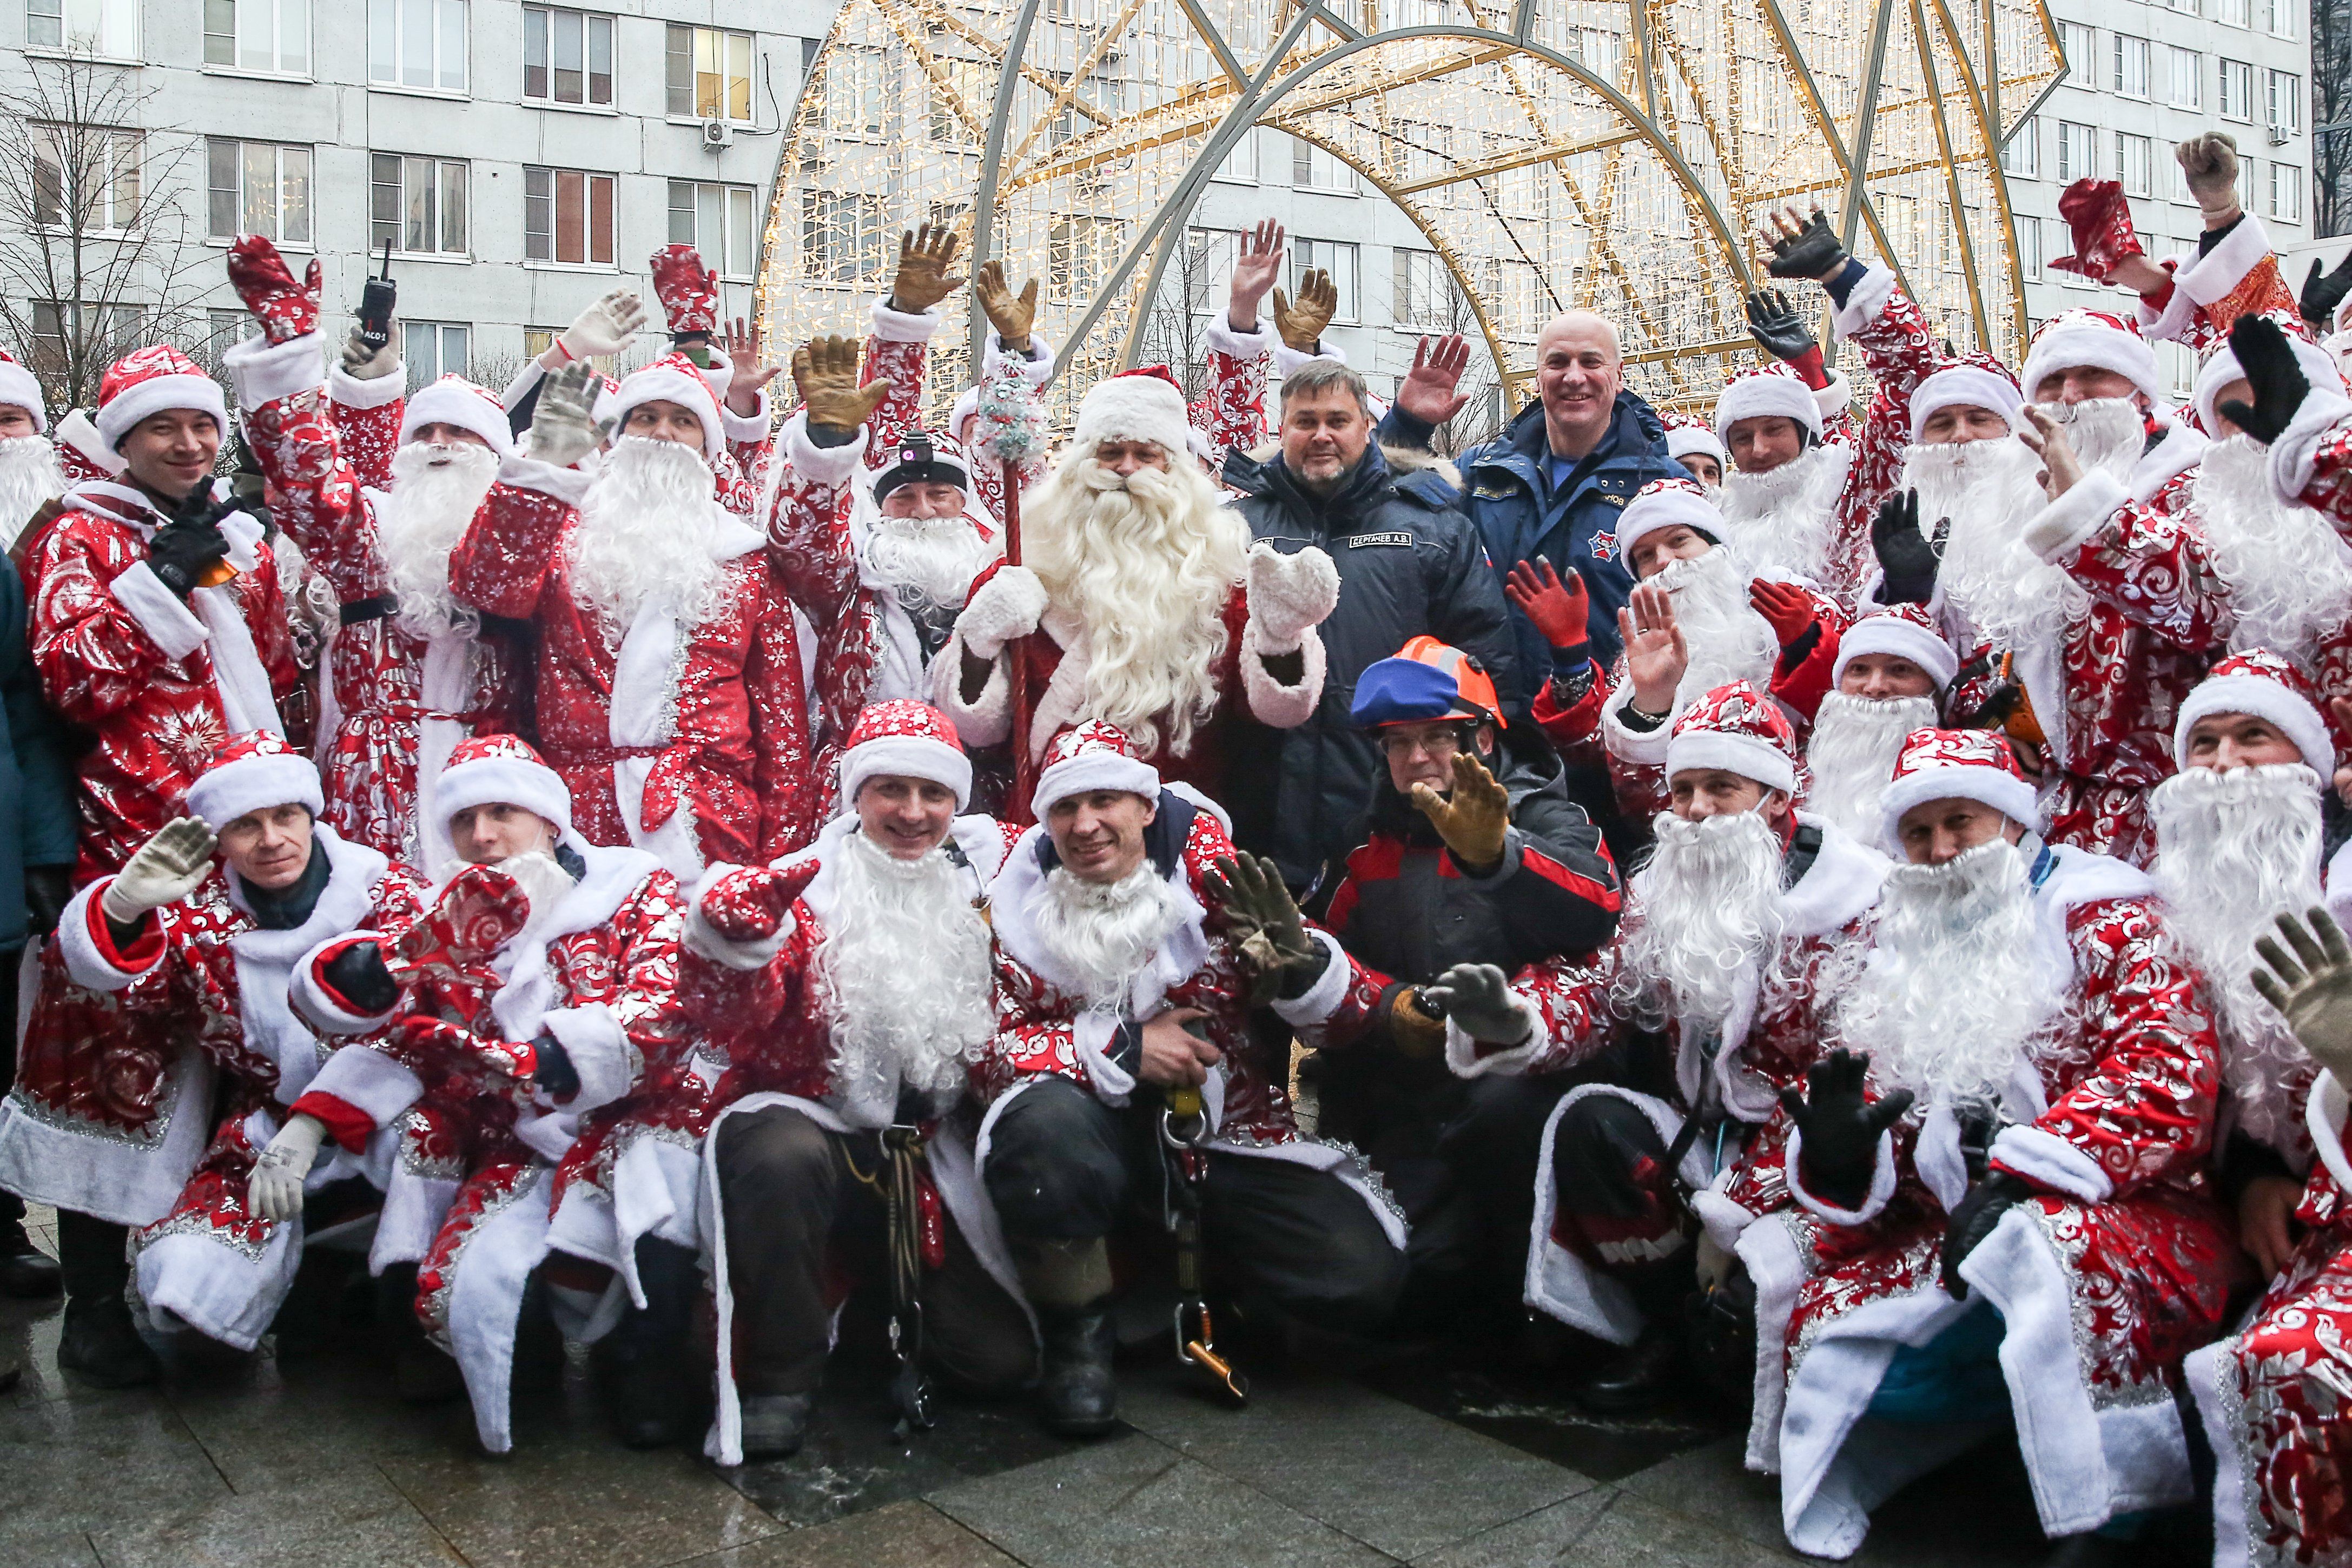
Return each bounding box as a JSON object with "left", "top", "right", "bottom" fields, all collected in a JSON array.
[
  {"left": 837, "top": 699, "right": 973, "bottom": 812},
  {"left": 2190, "top": 309, "right": 2344, "bottom": 435},
  {"left": 1032, "top": 720, "right": 1161, "bottom": 820},
  {"left": 1906, "top": 361, "right": 2023, "bottom": 444},
  {"left": 2173, "top": 649, "right": 2335, "bottom": 775},
  {"left": 1068, "top": 365, "right": 1211, "bottom": 466},
  {"left": 1712, "top": 365, "right": 1822, "bottom": 442},
  {"left": 435, "top": 733, "right": 575, "bottom": 837},
  {"left": 94, "top": 346, "right": 228, "bottom": 459},
  {"left": 1875, "top": 727, "right": 2038, "bottom": 852},
  {"left": 399, "top": 374, "right": 517, "bottom": 458},
  {"left": 0, "top": 347, "right": 47, "bottom": 434},
  {"left": 185, "top": 731, "right": 324, "bottom": 827},
  {"left": 607, "top": 350, "right": 725, "bottom": 460},
  {"left": 1831, "top": 603, "right": 1960, "bottom": 695},
  {"left": 1614, "top": 477, "right": 1722, "bottom": 564},
  {"left": 1662, "top": 416, "right": 1726, "bottom": 469},
  {"left": 1663, "top": 682, "right": 1798, "bottom": 795},
  {"left": 2018, "top": 308, "right": 2161, "bottom": 404}
]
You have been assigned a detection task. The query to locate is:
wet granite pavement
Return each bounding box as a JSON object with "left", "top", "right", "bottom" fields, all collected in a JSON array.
[{"left": 0, "top": 1206, "right": 2217, "bottom": 1567}]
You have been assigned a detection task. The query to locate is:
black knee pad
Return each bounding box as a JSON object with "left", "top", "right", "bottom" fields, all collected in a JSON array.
[{"left": 1552, "top": 1095, "right": 1673, "bottom": 1221}]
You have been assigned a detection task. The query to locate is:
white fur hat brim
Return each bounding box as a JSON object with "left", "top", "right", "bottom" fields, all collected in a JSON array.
[
  {"left": 1069, "top": 374, "right": 1193, "bottom": 463},
  {"left": 839, "top": 733, "right": 973, "bottom": 813},
  {"left": 2174, "top": 673, "right": 2335, "bottom": 774},
  {"left": 609, "top": 364, "right": 723, "bottom": 459},
  {"left": 2020, "top": 321, "right": 2159, "bottom": 403},
  {"left": 1907, "top": 366, "right": 2023, "bottom": 445},
  {"left": 185, "top": 752, "right": 325, "bottom": 828},
  {"left": 1876, "top": 768, "right": 2038, "bottom": 855},
  {"left": 400, "top": 380, "right": 517, "bottom": 458},
  {"left": 1666, "top": 426, "right": 1727, "bottom": 464},
  {"left": 1030, "top": 753, "right": 1161, "bottom": 821},
  {"left": 1831, "top": 617, "right": 1961, "bottom": 693},
  {"left": 0, "top": 360, "right": 45, "bottom": 433},
  {"left": 1662, "top": 731, "right": 1795, "bottom": 796},
  {"left": 96, "top": 374, "right": 227, "bottom": 458},
  {"left": 1616, "top": 485, "right": 1723, "bottom": 561},
  {"left": 1713, "top": 374, "right": 1821, "bottom": 441},
  {"left": 435, "top": 753, "right": 573, "bottom": 838}
]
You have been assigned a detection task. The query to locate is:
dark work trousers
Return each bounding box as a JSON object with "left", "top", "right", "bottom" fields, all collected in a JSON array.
[
  {"left": 715, "top": 1104, "right": 1036, "bottom": 1399},
  {"left": 982, "top": 1075, "right": 1408, "bottom": 1338},
  {"left": 1549, "top": 1091, "right": 1699, "bottom": 1321},
  {"left": 0, "top": 947, "right": 19, "bottom": 1233},
  {"left": 1316, "top": 1043, "right": 1572, "bottom": 1331}
]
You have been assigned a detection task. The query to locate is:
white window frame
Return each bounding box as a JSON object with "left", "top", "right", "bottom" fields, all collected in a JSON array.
[
  {"left": 2111, "top": 35, "right": 2148, "bottom": 98},
  {"left": 2214, "top": 0, "right": 2249, "bottom": 24},
  {"left": 368, "top": 0, "right": 469, "bottom": 96},
  {"left": 666, "top": 24, "right": 756, "bottom": 124},
  {"left": 2115, "top": 133, "right": 2152, "bottom": 197},
  {"left": 371, "top": 153, "right": 468, "bottom": 258},
  {"left": 2166, "top": 47, "right": 2201, "bottom": 109},
  {"left": 2056, "top": 121, "right": 2098, "bottom": 183},
  {"left": 401, "top": 321, "right": 469, "bottom": 392},
  {"left": 2270, "top": 70, "right": 2303, "bottom": 136},
  {"left": 800, "top": 189, "right": 890, "bottom": 285},
  {"left": 31, "top": 123, "right": 141, "bottom": 235},
  {"left": 1290, "top": 239, "right": 1360, "bottom": 325},
  {"left": 523, "top": 166, "right": 616, "bottom": 267},
  {"left": 2001, "top": 117, "right": 2040, "bottom": 178},
  {"left": 2058, "top": 22, "right": 2096, "bottom": 87},
  {"left": 2218, "top": 59, "right": 2254, "bottom": 121},
  {"left": 2015, "top": 215, "right": 2042, "bottom": 280},
  {"left": 207, "top": 138, "right": 313, "bottom": 247},
  {"left": 2271, "top": 162, "right": 2302, "bottom": 222},
  {"left": 521, "top": 5, "right": 612, "bottom": 110},
  {"left": 823, "top": 47, "right": 889, "bottom": 143},
  {"left": 1289, "top": 135, "right": 1359, "bottom": 195},
  {"left": 668, "top": 180, "right": 758, "bottom": 280},
  {"left": 204, "top": 0, "right": 310, "bottom": 77},
  {"left": 24, "top": 0, "right": 137, "bottom": 57}
]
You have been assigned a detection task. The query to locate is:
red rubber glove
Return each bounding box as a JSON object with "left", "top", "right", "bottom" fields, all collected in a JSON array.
[
  {"left": 1747, "top": 579, "right": 1820, "bottom": 649},
  {"left": 2049, "top": 180, "right": 2144, "bottom": 284},
  {"left": 227, "top": 235, "right": 322, "bottom": 345},
  {"left": 700, "top": 862, "right": 820, "bottom": 944},
  {"left": 1503, "top": 558, "right": 1591, "bottom": 655}
]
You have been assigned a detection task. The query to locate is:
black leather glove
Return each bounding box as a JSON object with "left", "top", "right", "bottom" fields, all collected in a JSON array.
[
  {"left": 2218, "top": 313, "right": 2313, "bottom": 446},
  {"left": 2302, "top": 252, "right": 2352, "bottom": 334},
  {"left": 1872, "top": 490, "right": 1940, "bottom": 605},
  {"left": 1768, "top": 209, "right": 1849, "bottom": 281},
  {"left": 1745, "top": 288, "right": 1818, "bottom": 364},
  {"left": 532, "top": 1034, "right": 580, "bottom": 1099},
  {"left": 1778, "top": 1047, "right": 1912, "bottom": 1213},
  {"left": 147, "top": 514, "right": 233, "bottom": 598},
  {"left": 1940, "top": 1169, "right": 2035, "bottom": 1299},
  {"left": 321, "top": 940, "right": 399, "bottom": 1015},
  {"left": 23, "top": 865, "right": 70, "bottom": 937}
]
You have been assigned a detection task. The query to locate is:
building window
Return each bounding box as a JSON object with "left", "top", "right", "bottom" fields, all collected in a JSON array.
[
  {"left": 368, "top": 0, "right": 467, "bottom": 93},
  {"left": 208, "top": 139, "right": 312, "bottom": 244},
  {"left": 1393, "top": 247, "right": 1461, "bottom": 328},
  {"left": 2002, "top": 117, "right": 2039, "bottom": 178},
  {"left": 2265, "top": 0, "right": 2297, "bottom": 37},
  {"left": 926, "top": 57, "right": 988, "bottom": 147},
  {"left": 27, "top": 0, "right": 137, "bottom": 54},
  {"left": 2219, "top": 59, "right": 2254, "bottom": 121},
  {"left": 2111, "top": 35, "right": 2148, "bottom": 98},
  {"left": 521, "top": 6, "right": 611, "bottom": 107},
  {"left": 824, "top": 47, "right": 889, "bottom": 141},
  {"left": 31, "top": 124, "right": 140, "bottom": 233},
  {"left": 2015, "top": 216, "right": 2041, "bottom": 280},
  {"left": 668, "top": 181, "right": 757, "bottom": 279},
  {"left": 666, "top": 25, "right": 754, "bottom": 122},
  {"left": 523, "top": 327, "right": 615, "bottom": 379},
  {"left": 2272, "top": 162, "right": 2302, "bottom": 222},
  {"left": 371, "top": 154, "right": 467, "bottom": 256},
  {"left": 29, "top": 300, "right": 141, "bottom": 378},
  {"left": 2166, "top": 47, "right": 2201, "bottom": 109},
  {"left": 800, "top": 189, "right": 888, "bottom": 282},
  {"left": 2270, "top": 70, "right": 2303, "bottom": 135},
  {"left": 523, "top": 167, "right": 613, "bottom": 265},
  {"left": 204, "top": 0, "right": 308, "bottom": 75},
  {"left": 1289, "top": 135, "right": 1358, "bottom": 193},
  {"left": 2058, "top": 22, "right": 2095, "bottom": 87},
  {"left": 1291, "top": 238, "right": 1359, "bottom": 323},
  {"left": 402, "top": 321, "right": 468, "bottom": 391},
  {"left": 2215, "top": 0, "right": 2249, "bottom": 23},
  {"left": 2115, "top": 133, "right": 2151, "bottom": 197},
  {"left": 2056, "top": 121, "right": 2097, "bottom": 182}
]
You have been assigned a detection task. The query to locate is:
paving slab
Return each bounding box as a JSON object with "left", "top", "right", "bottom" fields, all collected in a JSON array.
[
  {"left": 87, "top": 1466, "right": 466, "bottom": 1568},
  {"left": 676, "top": 1499, "right": 1022, "bottom": 1567},
  {"left": 1363, "top": 1360, "right": 1727, "bottom": 1483},
  {"left": 1119, "top": 1364, "right": 1596, "bottom": 1560},
  {"left": 1416, "top": 1489, "right": 1805, "bottom": 1568},
  {"left": 930, "top": 1431, "right": 1399, "bottom": 1568},
  {"left": 7, "top": 1531, "right": 103, "bottom": 1568},
  {"left": 163, "top": 1349, "right": 479, "bottom": 1493},
  {"left": 1613, "top": 1435, "right": 1800, "bottom": 1560},
  {"left": 0, "top": 1386, "right": 231, "bottom": 1536}
]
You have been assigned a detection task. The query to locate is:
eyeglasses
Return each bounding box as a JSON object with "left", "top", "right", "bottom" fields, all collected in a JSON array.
[{"left": 1380, "top": 728, "right": 1467, "bottom": 760}]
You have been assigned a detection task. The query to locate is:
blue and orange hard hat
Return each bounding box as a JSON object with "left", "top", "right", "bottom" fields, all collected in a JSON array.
[{"left": 1350, "top": 637, "right": 1502, "bottom": 730}]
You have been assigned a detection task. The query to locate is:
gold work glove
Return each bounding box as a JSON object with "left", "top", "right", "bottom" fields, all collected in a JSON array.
[
  {"left": 1273, "top": 269, "right": 1338, "bottom": 352},
  {"left": 1386, "top": 988, "right": 1448, "bottom": 1060},
  {"left": 792, "top": 335, "right": 893, "bottom": 438},
  {"left": 889, "top": 222, "right": 966, "bottom": 314},
  {"left": 1410, "top": 752, "right": 1510, "bottom": 875},
  {"left": 974, "top": 259, "right": 1039, "bottom": 355}
]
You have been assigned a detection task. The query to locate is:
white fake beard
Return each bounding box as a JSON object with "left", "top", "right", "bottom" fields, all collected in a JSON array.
[
  {"left": 1912, "top": 436, "right": 2086, "bottom": 651},
  {"left": 1618, "top": 810, "right": 1789, "bottom": 1036},
  {"left": 1030, "top": 859, "right": 1188, "bottom": 1011},
  {"left": 862, "top": 501, "right": 1000, "bottom": 614},
  {"left": 1648, "top": 548, "right": 1779, "bottom": 705},
  {"left": 1836, "top": 838, "right": 2060, "bottom": 1113},
  {"left": 2028, "top": 396, "right": 2145, "bottom": 485},
  {"left": 1804, "top": 692, "right": 1939, "bottom": 844},
  {"left": 2151, "top": 763, "right": 2324, "bottom": 1151},
  {"left": 0, "top": 435, "right": 65, "bottom": 553},
  {"left": 1023, "top": 453, "right": 1249, "bottom": 758},
  {"left": 569, "top": 436, "right": 732, "bottom": 640},
  {"left": 2194, "top": 434, "right": 2352, "bottom": 657},
  {"left": 382, "top": 441, "right": 499, "bottom": 638},
  {"left": 812, "top": 829, "right": 996, "bottom": 1115},
  {"left": 1718, "top": 441, "right": 1840, "bottom": 580}
]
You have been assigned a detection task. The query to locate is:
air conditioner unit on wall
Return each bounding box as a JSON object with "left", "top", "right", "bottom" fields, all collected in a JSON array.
[
  {"left": 703, "top": 118, "right": 735, "bottom": 150},
  {"left": 2268, "top": 123, "right": 2292, "bottom": 146}
]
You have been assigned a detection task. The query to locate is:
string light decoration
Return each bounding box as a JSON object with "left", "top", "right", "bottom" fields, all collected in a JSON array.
[{"left": 757, "top": 0, "right": 2060, "bottom": 426}]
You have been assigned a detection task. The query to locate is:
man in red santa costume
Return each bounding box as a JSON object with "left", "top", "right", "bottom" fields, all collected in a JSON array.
[
  {"left": 450, "top": 350, "right": 816, "bottom": 876},
  {"left": 1435, "top": 683, "right": 1889, "bottom": 1410},
  {"left": 977, "top": 722, "right": 1404, "bottom": 1433},
  {"left": 5, "top": 342, "right": 302, "bottom": 1384},
  {"left": 934, "top": 367, "right": 1337, "bottom": 802},
  {"left": 222, "top": 235, "right": 523, "bottom": 864},
  {"left": 285, "top": 732, "right": 689, "bottom": 1452},
  {"left": 1746, "top": 728, "right": 2238, "bottom": 1559},
  {"left": 667, "top": 700, "right": 1034, "bottom": 1463},
  {"left": 33, "top": 736, "right": 425, "bottom": 1360},
  {"left": 1780, "top": 603, "right": 1959, "bottom": 846}
]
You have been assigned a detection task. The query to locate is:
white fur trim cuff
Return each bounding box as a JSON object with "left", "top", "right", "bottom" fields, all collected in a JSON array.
[
  {"left": 870, "top": 297, "right": 942, "bottom": 344},
  {"left": 2269, "top": 387, "right": 2352, "bottom": 504},
  {"left": 57, "top": 882, "right": 157, "bottom": 991},
  {"left": 1270, "top": 929, "right": 1352, "bottom": 1027},
  {"left": 722, "top": 393, "right": 773, "bottom": 447},
  {"left": 1600, "top": 690, "right": 1673, "bottom": 768},
  {"left": 498, "top": 452, "right": 594, "bottom": 510},
  {"left": 1204, "top": 316, "right": 1278, "bottom": 361},
  {"left": 1688, "top": 1187, "right": 1759, "bottom": 1252},
  {"left": 328, "top": 361, "right": 408, "bottom": 412},
  {"left": 781, "top": 411, "right": 870, "bottom": 486},
  {"left": 223, "top": 331, "right": 325, "bottom": 411},
  {"left": 1811, "top": 371, "right": 1852, "bottom": 426},
  {"left": 1828, "top": 264, "right": 1898, "bottom": 339},
  {"left": 541, "top": 1005, "right": 637, "bottom": 1115},
  {"left": 1272, "top": 339, "right": 1344, "bottom": 378},
  {"left": 1238, "top": 618, "right": 1325, "bottom": 731},
  {"left": 2021, "top": 469, "right": 2126, "bottom": 563},
  {"left": 109, "top": 561, "right": 210, "bottom": 660},
  {"left": 1989, "top": 1123, "right": 2112, "bottom": 1203},
  {"left": 301, "top": 1043, "right": 426, "bottom": 1128},
  {"left": 1783, "top": 1126, "right": 1898, "bottom": 1226},
  {"left": 980, "top": 329, "right": 1056, "bottom": 389},
  {"left": 1442, "top": 998, "right": 1545, "bottom": 1078}
]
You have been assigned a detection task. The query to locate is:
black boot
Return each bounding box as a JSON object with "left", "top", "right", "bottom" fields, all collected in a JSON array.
[
  {"left": 1035, "top": 1302, "right": 1118, "bottom": 1437},
  {"left": 1574, "top": 1321, "right": 1683, "bottom": 1414},
  {"left": 604, "top": 1237, "right": 703, "bottom": 1450},
  {"left": 55, "top": 1210, "right": 158, "bottom": 1388},
  {"left": 0, "top": 1218, "right": 60, "bottom": 1298},
  {"left": 739, "top": 1392, "right": 815, "bottom": 1461},
  {"left": 375, "top": 1265, "right": 463, "bottom": 1405}
]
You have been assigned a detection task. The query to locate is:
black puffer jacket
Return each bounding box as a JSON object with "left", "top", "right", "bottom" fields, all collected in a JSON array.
[{"left": 1221, "top": 441, "right": 1518, "bottom": 894}]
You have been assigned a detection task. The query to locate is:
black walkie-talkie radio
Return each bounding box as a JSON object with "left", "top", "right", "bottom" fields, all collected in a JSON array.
[{"left": 356, "top": 241, "right": 397, "bottom": 353}]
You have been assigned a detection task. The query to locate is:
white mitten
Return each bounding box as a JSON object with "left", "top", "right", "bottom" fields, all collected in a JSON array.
[
  {"left": 1246, "top": 542, "right": 1339, "bottom": 652},
  {"left": 1422, "top": 962, "right": 1530, "bottom": 1045},
  {"left": 559, "top": 289, "right": 646, "bottom": 361},
  {"left": 102, "top": 818, "right": 217, "bottom": 923},
  {"left": 339, "top": 326, "right": 401, "bottom": 383},
  {"left": 526, "top": 362, "right": 606, "bottom": 469},
  {"left": 956, "top": 565, "right": 1047, "bottom": 659},
  {"left": 248, "top": 1113, "right": 327, "bottom": 1222}
]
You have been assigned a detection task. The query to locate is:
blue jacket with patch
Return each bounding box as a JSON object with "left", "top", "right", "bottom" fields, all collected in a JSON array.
[{"left": 1382, "top": 389, "right": 1678, "bottom": 674}]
